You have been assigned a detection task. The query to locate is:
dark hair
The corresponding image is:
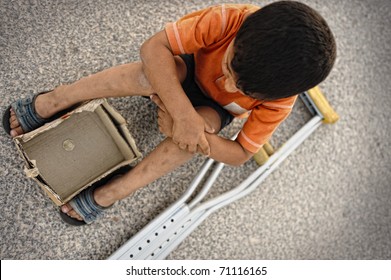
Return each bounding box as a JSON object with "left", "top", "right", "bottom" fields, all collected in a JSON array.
[{"left": 231, "top": 1, "right": 336, "bottom": 100}]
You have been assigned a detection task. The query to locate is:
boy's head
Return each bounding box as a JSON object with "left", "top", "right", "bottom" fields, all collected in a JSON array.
[{"left": 229, "top": 1, "right": 336, "bottom": 100}]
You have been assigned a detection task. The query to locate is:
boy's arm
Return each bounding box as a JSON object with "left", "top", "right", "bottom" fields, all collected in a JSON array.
[
  {"left": 140, "top": 30, "right": 212, "bottom": 155},
  {"left": 205, "top": 133, "right": 255, "bottom": 166},
  {"left": 151, "top": 94, "right": 254, "bottom": 165}
]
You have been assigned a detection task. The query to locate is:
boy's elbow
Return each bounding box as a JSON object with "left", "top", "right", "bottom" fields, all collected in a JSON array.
[
  {"left": 229, "top": 159, "right": 247, "bottom": 167},
  {"left": 229, "top": 149, "right": 254, "bottom": 166}
]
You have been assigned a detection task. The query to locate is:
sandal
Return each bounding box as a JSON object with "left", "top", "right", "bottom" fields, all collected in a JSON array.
[
  {"left": 2, "top": 91, "right": 78, "bottom": 136},
  {"left": 59, "top": 185, "right": 111, "bottom": 226},
  {"left": 3, "top": 93, "right": 49, "bottom": 135},
  {"left": 59, "top": 165, "right": 132, "bottom": 226}
]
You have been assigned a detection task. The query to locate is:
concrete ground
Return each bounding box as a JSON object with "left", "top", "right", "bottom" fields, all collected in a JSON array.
[{"left": 0, "top": 0, "right": 390, "bottom": 259}]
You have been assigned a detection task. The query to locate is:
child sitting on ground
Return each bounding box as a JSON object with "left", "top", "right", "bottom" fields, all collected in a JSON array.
[{"left": 3, "top": 1, "right": 336, "bottom": 225}]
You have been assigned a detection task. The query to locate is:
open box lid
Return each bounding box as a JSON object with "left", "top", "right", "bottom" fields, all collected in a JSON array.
[{"left": 13, "top": 99, "right": 141, "bottom": 206}]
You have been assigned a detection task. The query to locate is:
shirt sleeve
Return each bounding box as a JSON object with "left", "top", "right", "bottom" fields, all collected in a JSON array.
[
  {"left": 236, "top": 96, "right": 298, "bottom": 153},
  {"left": 165, "top": 5, "right": 226, "bottom": 55}
]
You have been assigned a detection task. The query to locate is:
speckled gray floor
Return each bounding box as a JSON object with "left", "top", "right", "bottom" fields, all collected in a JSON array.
[{"left": 1, "top": 0, "right": 390, "bottom": 260}]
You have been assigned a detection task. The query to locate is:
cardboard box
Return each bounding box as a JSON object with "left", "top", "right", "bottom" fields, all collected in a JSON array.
[{"left": 13, "top": 99, "right": 141, "bottom": 206}]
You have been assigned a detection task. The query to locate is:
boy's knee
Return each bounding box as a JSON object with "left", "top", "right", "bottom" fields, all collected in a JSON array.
[
  {"left": 173, "top": 56, "right": 187, "bottom": 83},
  {"left": 195, "top": 106, "right": 221, "bottom": 134},
  {"left": 138, "top": 56, "right": 187, "bottom": 90},
  {"left": 138, "top": 69, "right": 152, "bottom": 91}
]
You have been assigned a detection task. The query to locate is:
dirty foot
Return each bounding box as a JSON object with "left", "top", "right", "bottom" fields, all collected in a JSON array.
[
  {"left": 9, "top": 86, "right": 73, "bottom": 137},
  {"left": 60, "top": 175, "right": 125, "bottom": 222},
  {"left": 9, "top": 92, "right": 56, "bottom": 137}
]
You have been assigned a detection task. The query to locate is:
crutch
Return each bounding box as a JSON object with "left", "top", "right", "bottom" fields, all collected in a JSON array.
[{"left": 108, "top": 86, "right": 338, "bottom": 260}]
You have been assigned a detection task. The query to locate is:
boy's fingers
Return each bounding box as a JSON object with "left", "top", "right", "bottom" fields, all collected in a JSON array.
[
  {"left": 157, "top": 108, "right": 164, "bottom": 118},
  {"left": 198, "top": 136, "right": 211, "bottom": 156},
  {"left": 187, "top": 144, "right": 197, "bottom": 154},
  {"left": 150, "top": 94, "right": 166, "bottom": 112},
  {"left": 178, "top": 143, "right": 187, "bottom": 150}
]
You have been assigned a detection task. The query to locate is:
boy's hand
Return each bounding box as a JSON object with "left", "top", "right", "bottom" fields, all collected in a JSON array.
[
  {"left": 173, "top": 113, "right": 210, "bottom": 155},
  {"left": 141, "top": 31, "right": 214, "bottom": 156},
  {"left": 151, "top": 94, "right": 214, "bottom": 155}
]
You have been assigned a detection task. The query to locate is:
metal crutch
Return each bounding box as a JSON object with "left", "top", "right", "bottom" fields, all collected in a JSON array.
[{"left": 108, "top": 86, "right": 338, "bottom": 260}]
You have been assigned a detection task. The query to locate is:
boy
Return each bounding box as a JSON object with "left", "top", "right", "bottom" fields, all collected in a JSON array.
[{"left": 3, "top": 1, "right": 336, "bottom": 225}]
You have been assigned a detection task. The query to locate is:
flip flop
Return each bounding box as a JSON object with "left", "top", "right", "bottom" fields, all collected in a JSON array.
[{"left": 59, "top": 165, "right": 132, "bottom": 226}]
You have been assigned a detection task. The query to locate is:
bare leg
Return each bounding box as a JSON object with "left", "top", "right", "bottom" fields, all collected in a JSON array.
[
  {"left": 8, "top": 55, "right": 222, "bottom": 222},
  {"left": 9, "top": 57, "right": 187, "bottom": 136}
]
